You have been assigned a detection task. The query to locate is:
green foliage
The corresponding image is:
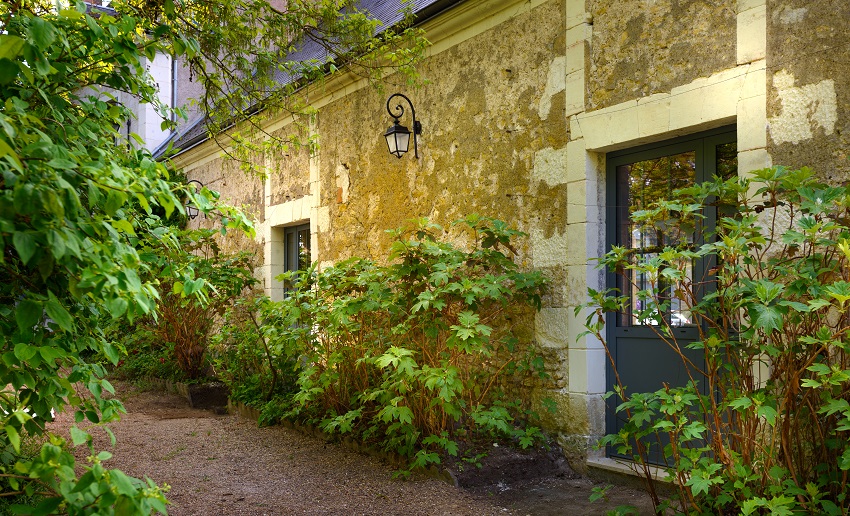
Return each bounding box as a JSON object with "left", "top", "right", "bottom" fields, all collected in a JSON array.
[
  {"left": 0, "top": 425, "right": 52, "bottom": 512},
  {"left": 137, "top": 0, "right": 429, "bottom": 171},
  {"left": 0, "top": 0, "right": 428, "bottom": 510},
  {"left": 212, "top": 294, "right": 302, "bottom": 424},
  {"left": 141, "top": 228, "right": 258, "bottom": 380},
  {"left": 584, "top": 167, "right": 850, "bottom": 513},
  {"left": 0, "top": 2, "right": 260, "bottom": 512},
  {"left": 108, "top": 228, "right": 257, "bottom": 384},
  {"left": 216, "top": 216, "right": 548, "bottom": 469},
  {"left": 111, "top": 328, "right": 183, "bottom": 383}
]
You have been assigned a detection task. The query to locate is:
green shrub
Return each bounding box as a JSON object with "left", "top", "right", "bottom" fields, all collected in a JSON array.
[
  {"left": 119, "top": 228, "right": 259, "bottom": 381},
  {"left": 584, "top": 167, "right": 850, "bottom": 513},
  {"left": 217, "top": 216, "right": 548, "bottom": 470},
  {"left": 111, "top": 328, "right": 183, "bottom": 382},
  {"left": 212, "top": 294, "right": 301, "bottom": 411},
  {"left": 0, "top": 427, "right": 51, "bottom": 512}
]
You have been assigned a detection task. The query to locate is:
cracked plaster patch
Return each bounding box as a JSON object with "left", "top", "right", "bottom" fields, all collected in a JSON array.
[
  {"left": 539, "top": 56, "right": 566, "bottom": 119},
  {"left": 531, "top": 226, "right": 567, "bottom": 268},
  {"left": 533, "top": 146, "right": 568, "bottom": 187},
  {"left": 768, "top": 70, "right": 837, "bottom": 145},
  {"left": 777, "top": 6, "right": 807, "bottom": 24}
]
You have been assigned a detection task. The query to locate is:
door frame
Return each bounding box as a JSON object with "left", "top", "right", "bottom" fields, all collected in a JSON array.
[{"left": 603, "top": 126, "right": 737, "bottom": 462}]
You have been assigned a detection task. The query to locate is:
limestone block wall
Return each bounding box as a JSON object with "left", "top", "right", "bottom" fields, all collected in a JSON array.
[
  {"left": 562, "top": 0, "right": 766, "bottom": 469},
  {"left": 267, "top": 127, "right": 312, "bottom": 206},
  {"left": 170, "top": 0, "right": 850, "bottom": 471},
  {"left": 314, "top": 0, "right": 568, "bottom": 264},
  {"left": 587, "top": 0, "right": 737, "bottom": 111},
  {"left": 766, "top": 0, "right": 850, "bottom": 182},
  {"left": 179, "top": 153, "right": 265, "bottom": 259},
  {"left": 311, "top": 0, "right": 572, "bottom": 391}
]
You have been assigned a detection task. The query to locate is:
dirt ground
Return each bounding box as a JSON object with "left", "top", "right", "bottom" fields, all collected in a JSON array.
[{"left": 49, "top": 382, "right": 656, "bottom": 515}]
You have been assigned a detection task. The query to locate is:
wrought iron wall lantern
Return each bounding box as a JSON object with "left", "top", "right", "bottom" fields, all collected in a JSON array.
[
  {"left": 185, "top": 179, "right": 204, "bottom": 220},
  {"left": 384, "top": 93, "right": 422, "bottom": 159}
]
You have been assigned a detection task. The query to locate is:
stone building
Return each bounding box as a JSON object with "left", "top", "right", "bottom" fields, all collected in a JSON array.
[{"left": 162, "top": 0, "right": 850, "bottom": 472}]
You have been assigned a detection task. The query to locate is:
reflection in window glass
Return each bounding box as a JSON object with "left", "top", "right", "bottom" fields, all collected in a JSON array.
[
  {"left": 616, "top": 152, "right": 696, "bottom": 327},
  {"left": 284, "top": 223, "right": 310, "bottom": 292},
  {"left": 716, "top": 142, "right": 738, "bottom": 181}
]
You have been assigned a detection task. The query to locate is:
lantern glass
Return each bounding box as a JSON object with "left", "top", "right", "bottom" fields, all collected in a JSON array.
[{"left": 385, "top": 122, "right": 411, "bottom": 159}]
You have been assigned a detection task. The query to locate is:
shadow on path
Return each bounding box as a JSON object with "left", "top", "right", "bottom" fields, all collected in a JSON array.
[{"left": 51, "top": 382, "right": 655, "bottom": 515}]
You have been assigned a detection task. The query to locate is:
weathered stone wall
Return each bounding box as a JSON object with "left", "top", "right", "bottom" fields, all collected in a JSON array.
[
  {"left": 268, "top": 130, "right": 311, "bottom": 207},
  {"left": 185, "top": 155, "right": 264, "bottom": 256},
  {"left": 173, "top": 0, "right": 850, "bottom": 469},
  {"left": 314, "top": 0, "right": 568, "bottom": 266},
  {"left": 766, "top": 0, "right": 850, "bottom": 182},
  {"left": 587, "top": 0, "right": 737, "bottom": 111},
  {"left": 291, "top": 0, "right": 573, "bottom": 429}
]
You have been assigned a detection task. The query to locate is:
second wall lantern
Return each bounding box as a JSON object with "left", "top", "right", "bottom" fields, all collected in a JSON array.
[{"left": 384, "top": 93, "right": 422, "bottom": 159}]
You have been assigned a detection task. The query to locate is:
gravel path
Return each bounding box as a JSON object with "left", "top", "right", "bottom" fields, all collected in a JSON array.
[{"left": 49, "top": 382, "right": 655, "bottom": 515}]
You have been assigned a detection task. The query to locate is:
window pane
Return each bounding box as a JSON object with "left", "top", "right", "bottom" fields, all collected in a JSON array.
[
  {"left": 296, "top": 228, "right": 310, "bottom": 271},
  {"left": 283, "top": 223, "right": 310, "bottom": 293},
  {"left": 285, "top": 230, "right": 297, "bottom": 272},
  {"left": 617, "top": 151, "right": 696, "bottom": 327},
  {"left": 716, "top": 142, "right": 738, "bottom": 180}
]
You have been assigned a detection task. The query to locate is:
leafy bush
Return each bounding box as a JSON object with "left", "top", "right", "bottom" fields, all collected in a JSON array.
[
  {"left": 216, "top": 216, "right": 549, "bottom": 470},
  {"left": 0, "top": 4, "right": 260, "bottom": 510},
  {"left": 136, "top": 228, "right": 258, "bottom": 380},
  {"left": 212, "top": 294, "right": 302, "bottom": 421},
  {"left": 584, "top": 167, "right": 850, "bottom": 513},
  {"left": 111, "top": 327, "right": 183, "bottom": 382}
]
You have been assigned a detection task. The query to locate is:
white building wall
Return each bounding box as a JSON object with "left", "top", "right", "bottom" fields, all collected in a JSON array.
[{"left": 139, "top": 53, "right": 174, "bottom": 152}]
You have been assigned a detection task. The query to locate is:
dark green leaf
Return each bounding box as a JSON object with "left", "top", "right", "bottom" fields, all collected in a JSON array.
[
  {"left": 108, "top": 469, "right": 137, "bottom": 496},
  {"left": 39, "top": 346, "right": 65, "bottom": 362},
  {"left": 45, "top": 292, "right": 74, "bottom": 332},
  {"left": 13, "top": 232, "right": 37, "bottom": 265},
  {"left": 31, "top": 497, "right": 63, "bottom": 516},
  {"left": 102, "top": 342, "right": 120, "bottom": 364},
  {"left": 15, "top": 298, "right": 42, "bottom": 331},
  {"left": 69, "top": 426, "right": 89, "bottom": 446},
  {"left": 104, "top": 190, "right": 127, "bottom": 215},
  {"left": 27, "top": 18, "right": 58, "bottom": 51},
  {"left": 750, "top": 304, "right": 783, "bottom": 333},
  {"left": 0, "top": 35, "right": 25, "bottom": 59},
  {"left": 106, "top": 296, "right": 128, "bottom": 318},
  {"left": 0, "top": 135, "right": 23, "bottom": 170},
  {"left": 5, "top": 424, "right": 20, "bottom": 452},
  {"left": 0, "top": 58, "right": 19, "bottom": 85},
  {"left": 13, "top": 343, "right": 38, "bottom": 362}
]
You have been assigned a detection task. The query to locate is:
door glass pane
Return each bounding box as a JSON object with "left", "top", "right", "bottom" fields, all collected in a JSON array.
[
  {"left": 296, "top": 227, "right": 310, "bottom": 271},
  {"left": 616, "top": 151, "right": 696, "bottom": 327},
  {"left": 716, "top": 141, "right": 738, "bottom": 180}
]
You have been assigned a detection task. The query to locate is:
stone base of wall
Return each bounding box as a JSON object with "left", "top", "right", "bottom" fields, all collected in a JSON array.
[{"left": 146, "top": 377, "right": 229, "bottom": 413}]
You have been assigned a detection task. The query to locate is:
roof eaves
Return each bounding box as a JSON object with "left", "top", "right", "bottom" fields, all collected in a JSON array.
[{"left": 157, "top": 0, "right": 467, "bottom": 160}]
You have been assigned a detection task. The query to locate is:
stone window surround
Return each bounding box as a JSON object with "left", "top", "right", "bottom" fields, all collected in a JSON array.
[
  {"left": 558, "top": 1, "right": 769, "bottom": 467},
  {"left": 566, "top": 65, "right": 767, "bottom": 464}
]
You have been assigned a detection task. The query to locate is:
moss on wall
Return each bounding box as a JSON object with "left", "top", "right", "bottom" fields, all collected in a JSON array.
[
  {"left": 766, "top": 0, "right": 850, "bottom": 182},
  {"left": 268, "top": 127, "right": 312, "bottom": 206},
  {"left": 587, "top": 0, "right": 736, "bottom": 110},
  {"left": 186, "top": 156, "right": 264, "bottom": 256},
  {"left": 312, "top": 0, "right": 568, "bottom": 266}
]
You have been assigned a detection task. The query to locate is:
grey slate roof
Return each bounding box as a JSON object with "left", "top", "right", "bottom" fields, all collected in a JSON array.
[{"left": 155, "top": 0, "right": 461, "bottom": 158}]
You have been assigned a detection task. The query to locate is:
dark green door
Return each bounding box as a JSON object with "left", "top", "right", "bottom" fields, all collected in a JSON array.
[{"left": 605, "top": 128, "right": 737, "bottom": 464}]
